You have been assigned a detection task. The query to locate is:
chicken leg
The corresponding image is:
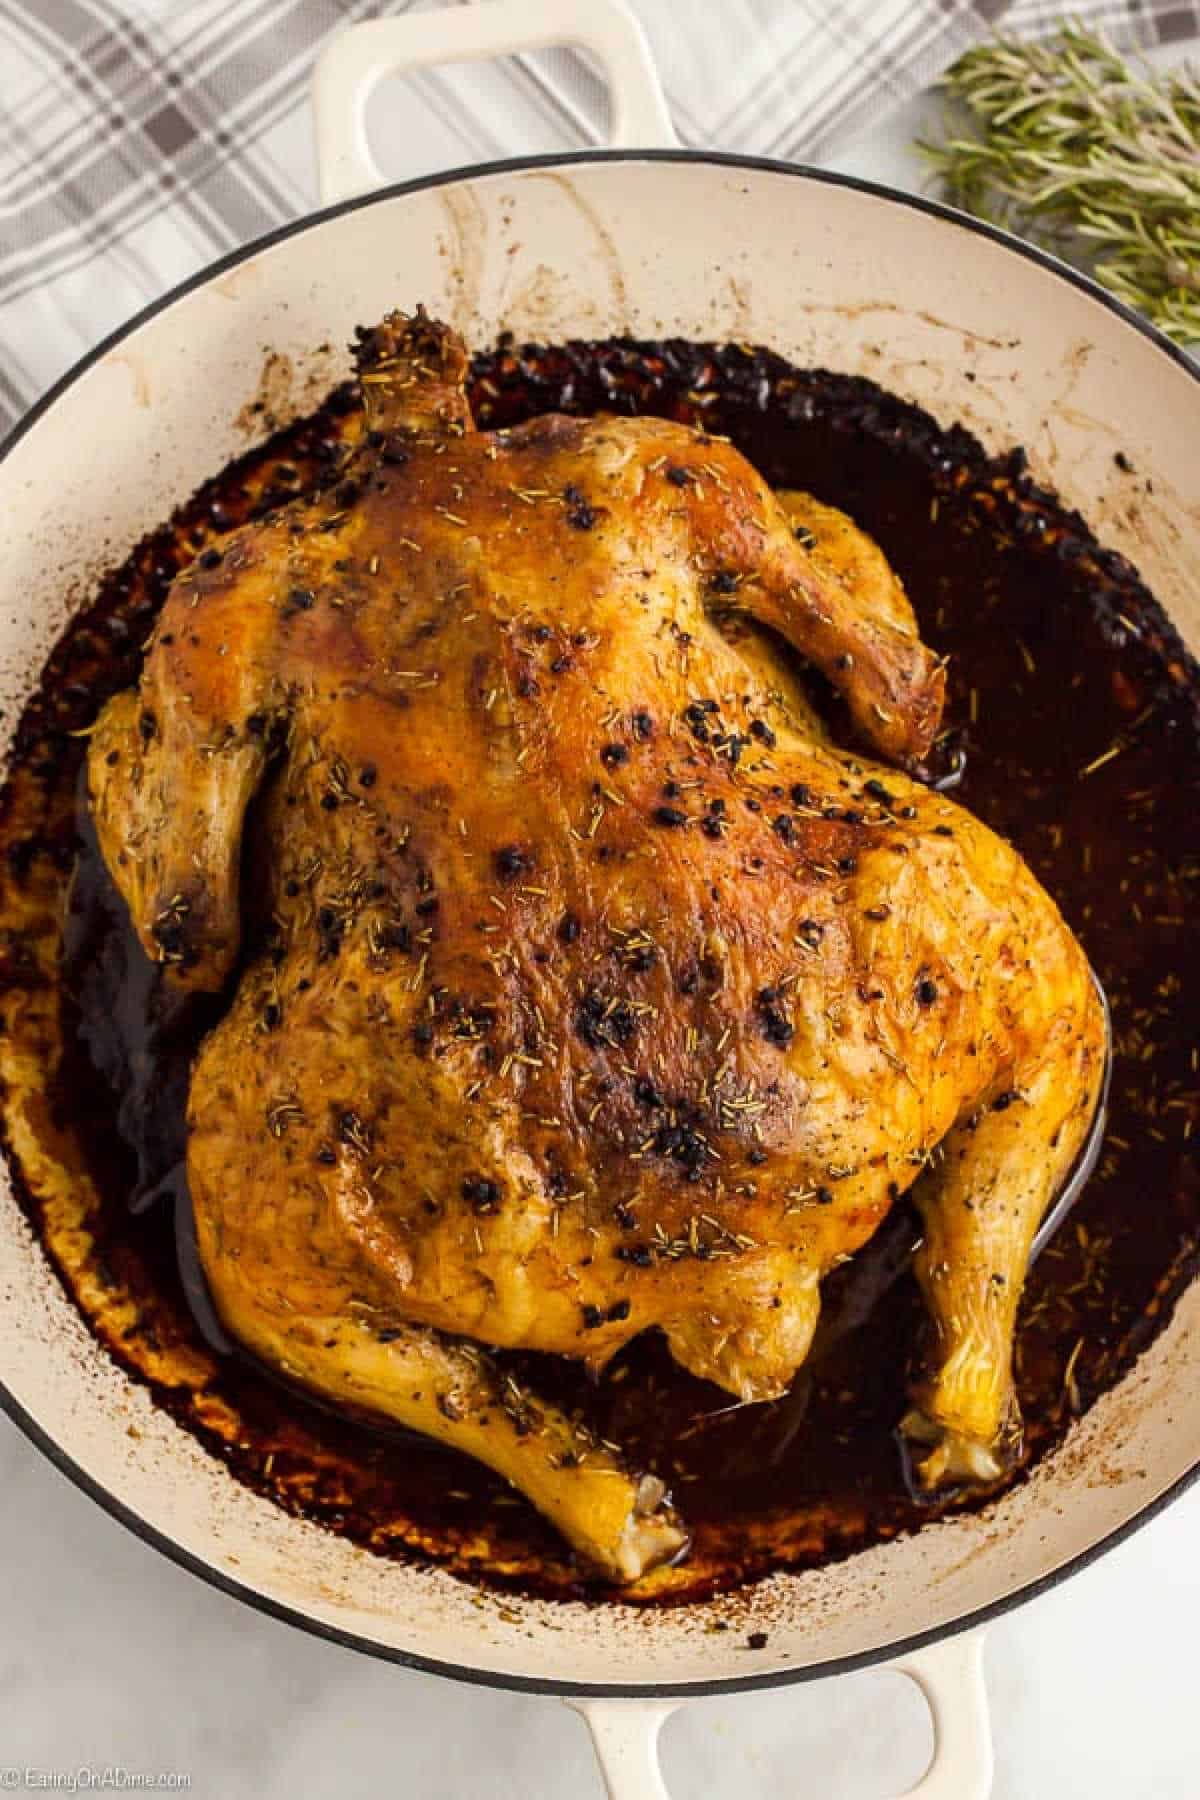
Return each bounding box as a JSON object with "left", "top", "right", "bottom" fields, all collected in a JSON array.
[{"left": 904, "top": 1007, "right": 1106, "bottom": 1486}]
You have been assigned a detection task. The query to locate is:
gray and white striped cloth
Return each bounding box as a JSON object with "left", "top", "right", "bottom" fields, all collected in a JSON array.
[{"left": 1, "top": 0, "right": 1197, "bottom": 438}]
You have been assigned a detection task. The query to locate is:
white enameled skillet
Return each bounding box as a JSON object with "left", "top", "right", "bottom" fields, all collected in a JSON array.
[{"left": 2, "top": 3, "right": 1198, "bottom": 1793}]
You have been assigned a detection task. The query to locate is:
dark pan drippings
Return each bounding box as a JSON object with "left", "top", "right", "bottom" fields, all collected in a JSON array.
[{"left": 1, "top": 338, "right": 1197, "bottom": 1604}]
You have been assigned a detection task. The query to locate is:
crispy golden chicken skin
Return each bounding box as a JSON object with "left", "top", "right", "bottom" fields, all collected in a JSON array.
[{"left": 88, "top": 311, "right": 1106, "bottom": 1580}]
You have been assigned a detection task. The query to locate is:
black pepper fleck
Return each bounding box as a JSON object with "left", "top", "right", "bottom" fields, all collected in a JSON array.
[
  {"left": 495, "top": 844, "right": 533, "bottom": 880},
  {"left": 462, "top": 1175, "right": 502, "bottom": 1214}
]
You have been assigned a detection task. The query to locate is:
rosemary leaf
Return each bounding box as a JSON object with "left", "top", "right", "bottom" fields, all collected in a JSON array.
[{"left": 920, "top": 24, "right": 1200, "bottom": 344}]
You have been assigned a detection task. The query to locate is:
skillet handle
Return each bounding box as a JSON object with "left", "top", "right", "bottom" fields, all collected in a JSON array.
[
  {"left": 891, "top": 1633, "right": 994, "bottom": 1799},
  {"left": 567, "top": 1630, "right": 993, "bottom": 1800},
  {"left": 311, "top": 0, "right": 677, "bottom": 206}
]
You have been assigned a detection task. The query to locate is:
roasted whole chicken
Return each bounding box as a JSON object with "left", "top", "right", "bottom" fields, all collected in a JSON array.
[{"left": 88, "top": 311, "right": 1107, "bottom": 1582}]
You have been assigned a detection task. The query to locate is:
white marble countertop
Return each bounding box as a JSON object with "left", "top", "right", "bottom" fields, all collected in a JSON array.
[{"left": 2, "top": 47, "right": 1197, "bottom": 1800}]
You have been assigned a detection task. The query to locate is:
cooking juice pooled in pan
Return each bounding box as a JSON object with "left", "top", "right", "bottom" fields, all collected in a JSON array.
[{"left": 1, "top": 337, "right": 1198, "bottom": 1603}]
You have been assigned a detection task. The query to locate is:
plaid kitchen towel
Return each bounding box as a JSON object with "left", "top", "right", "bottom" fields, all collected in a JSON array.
[{"left": 1, "top": 0, "right": 1197, "bottom": 438}]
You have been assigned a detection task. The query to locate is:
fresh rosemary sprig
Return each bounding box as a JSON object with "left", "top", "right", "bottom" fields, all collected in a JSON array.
[{"left": 921, "top": 24, "right": 1200, "bottom": 343}]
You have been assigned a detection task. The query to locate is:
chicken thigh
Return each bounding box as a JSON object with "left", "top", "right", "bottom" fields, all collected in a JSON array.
[{"left": 88, "top": 311, "right": 1107, "bottom": 1581}]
